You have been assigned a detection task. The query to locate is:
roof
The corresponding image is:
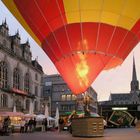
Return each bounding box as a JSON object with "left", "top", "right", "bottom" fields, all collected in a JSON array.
[
  {"left": 110, "top": 93, "right": 131, "bottom": 101},
  {"left": 32, "top": 60, "right": 43, "bottom": 72}
]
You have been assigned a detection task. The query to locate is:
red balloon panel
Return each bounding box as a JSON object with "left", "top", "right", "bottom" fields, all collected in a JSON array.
[
  {"left": 96, "top": 23, "right": 114, "bottom": 53},
  {"left": 131, "top": 19, "right": 140, "bottom": 40},
  {"left": 54, "top": 27, "right": 71, "bottom": 56},
  {"left": 117, "top": 32, "right": 138, "bottom": 58},
  {"left": 82, "top": 23, "right": 98, "bottom": 51},
  {"left": 107, "top": 28, "right": 128, "bottom": 55},
  {"left": 66, "top": 24, "right": 82, "bottom": 52},
  {"left": 43, "top": 41, "right": 57, "bottom": 62},
  {"left": 14, "top": 0, "right": 66, "bottom": 42}
]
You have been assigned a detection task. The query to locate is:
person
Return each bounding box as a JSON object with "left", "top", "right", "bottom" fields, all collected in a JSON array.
[
  {"left": 67, "top": 111, "right": 77, "bottom": 133},
  {"left": 33, "top": 118, "right": 37, "bottom": 132},
  {"left": 103, "top": 119, "right": 107, "bottom": 129},
  {"left": 58, "top": 117, "right": 64, "bottom": 132},
  {"left": 42, "top": 118, "right": 48, "bottom": 132},
  {"left": 28, "top": 118, "right": 33, "bottom": 132},
  {"left": 84, "top": 106, "right": 91, "bottom": 117},
  {"left": 20, "top": 119, "right": 25, "bottom": 133},
  {"left": 2, "top": 116, "right": 11, "bottom": 135},
  {"left": 24, "top": 120, "right": 28, "bottom": 133},
  {"left": 134, "top": 117, "right": 138, "bottom": 127}
]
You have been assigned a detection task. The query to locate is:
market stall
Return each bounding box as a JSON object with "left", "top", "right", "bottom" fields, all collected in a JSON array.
[
  {"left": 0, "top": 112, "right": 24, "bottom": 132},
  {"left": 35, "top": 114, "right": 56, "bottom": 130}
]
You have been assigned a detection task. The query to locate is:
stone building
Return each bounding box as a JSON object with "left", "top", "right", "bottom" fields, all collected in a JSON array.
[
  {"left": 42, "top": 74, "right": 98, "bottom": 116},
  {"left": 98, "top": 56, "right": 140, "bottom": 119},
  {"left": 108, "top": 57, "right": 140, "bottom": 105},
  {"left": 0, "top": 20, "right": 44, "bottom": 114}
]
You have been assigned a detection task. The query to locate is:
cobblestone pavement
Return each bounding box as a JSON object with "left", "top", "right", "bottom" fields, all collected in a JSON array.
[{"left": 0, "top": 128, "right": 140, "bottom": 140}]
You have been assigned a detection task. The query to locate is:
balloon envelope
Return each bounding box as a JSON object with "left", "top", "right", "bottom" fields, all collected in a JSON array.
[{"left": 2, "top": 0, "right": 140, "bottom": 94}]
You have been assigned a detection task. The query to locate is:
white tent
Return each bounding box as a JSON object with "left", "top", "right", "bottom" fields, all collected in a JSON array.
[
  {"left": 36, "top": 114, "right": 55, "bottom": 121},
  {"left": 44, "top": 104, "right": 49, "bottom": 118},
  {"left": 24, "top": 113, "right": 36, "bottom": 119},
  {"left": 48, "top": 116, "right": 55, "bottom": 121},
  {"left": 55, "top": 106, "right": 59, "bottom": 127},
  {"left": 29, "top": 101, "right": 34, "bottom": 115},
  {"left": 36, "top": 114, "right": 45, "bottom": 121},
  {"left": 13, "top": 105, "right": 16, "bottom": 113}
]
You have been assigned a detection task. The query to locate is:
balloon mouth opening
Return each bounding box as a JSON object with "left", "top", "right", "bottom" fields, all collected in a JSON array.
[{"left": 53, "top": 50, "right": 122, "bottom": 63}]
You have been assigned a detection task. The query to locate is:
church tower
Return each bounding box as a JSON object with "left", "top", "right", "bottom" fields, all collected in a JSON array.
[{"left": 131, "top": 56, "right": 139, "bottom": 92}]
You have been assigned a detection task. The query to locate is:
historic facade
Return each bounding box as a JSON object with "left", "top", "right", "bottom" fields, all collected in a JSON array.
[
  {"left": 109, "top": 57, "right": 140, "bottom": 105},
  {"left": 42, "top": 74, "right": 98, "bottom": 116},
  {"left": 0, "top": 20, "right": 44, "bottom": 114},
  {"left": 98, "top": 56, "right": 140, "bottom": 120}
]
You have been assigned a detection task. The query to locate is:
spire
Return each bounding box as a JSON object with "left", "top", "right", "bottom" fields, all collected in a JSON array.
[
  {"left": 26, "top": 38, "right": 29, "bottom": 45},
  {"left": 4, "top": 18, "right": 7, "bottom": 25},
  {"left": 131, "top": 55, "right": 139, "bottom": 92},
  {"left": 132, "top": 56, "right": 137, "bottom": 81},
  {"left": 1, "top": 18, "right": 8, "bottom": 29},
  {"left": 16, "top": 29, "right": 19, "bottom": 36}
]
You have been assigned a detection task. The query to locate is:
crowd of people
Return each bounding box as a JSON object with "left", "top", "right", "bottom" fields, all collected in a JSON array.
[
  {"left": 19, "top": 118, "right": 37, "bottom": 133},
  {"left": 0, "top": 115, "right": 74, "bottom": 136}
]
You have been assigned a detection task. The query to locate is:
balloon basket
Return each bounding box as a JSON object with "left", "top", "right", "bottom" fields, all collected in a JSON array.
[{"left": 71, "top": 117, "right": 104, "bottom": 137}]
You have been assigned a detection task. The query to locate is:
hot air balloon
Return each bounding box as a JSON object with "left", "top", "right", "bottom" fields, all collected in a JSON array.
[{"left": 2, "top": 0, "right": 140, "bottom": 94}]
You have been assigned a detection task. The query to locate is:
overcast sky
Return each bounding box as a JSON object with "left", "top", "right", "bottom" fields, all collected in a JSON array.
[{"left": 1, "top": 1, "right": 140, "bottom": 101}]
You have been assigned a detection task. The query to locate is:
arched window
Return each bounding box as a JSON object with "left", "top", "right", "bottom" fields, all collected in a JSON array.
[
  {"left": 24, "top": 73, "right": 30, "bottom": 93},
  {"left": 35, "top": 73, "right": 38, "bottom": 81},
  {"left": 34, "top": 101, "right": 38, "bottom": 111},
  {"left": 35, "top": 86, "right": 38, "bottom": 96},
  {"left": 1, "top": 94, "right": 8, "bottom": 107},
  {"left": 25, "top": 99, "right": 30, "bottom": 110},
  {"left": 13, "top": 68, "right": 20, "bottom": 89},
  {"left": 15, "top": 99, "right": 22, "bottom": 110},
  {"left": 0, "top": 61, "right": 8, "bottom": 88}
]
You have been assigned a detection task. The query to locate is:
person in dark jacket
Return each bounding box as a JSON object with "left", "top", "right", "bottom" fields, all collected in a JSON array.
[
  {"left": 24, "top": 120, "right": 28, "bottom": 133},
  {"left": 28, "top": 118, "right": 33, "bottom": 132},
  {"left": 2, "top": 116, "right": 11, "bottom": 134},
  {"left": 58, "top": 117, "right": 64, "bottom": 132},
  {"left": 33, "top": 118, "right": 37, "bottom": 131},
  {"left": 42, "top": 118, "right": 48, "bottom": 131}
]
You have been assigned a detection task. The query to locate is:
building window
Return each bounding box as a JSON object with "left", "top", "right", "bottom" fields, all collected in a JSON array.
[
  {"left": 67, "top": 95, "right": 71, "bottom": 101},
  {"left": 26, "top": 99, "right": 30, "bottom": 110},
  {"left": 35, "top": 86, "right": 38, "bottom": 96},
  {"left": 34, "top": 101, "right": 38, "bottom": 111},
  {"left": 24, "top": 73, "right": 30, "bottom": 93},
  {"left": 61, "top": 95, "right": 66, "bottom": 101},
  {"left": 0, "top": 61, "right": 8, "bottom": 89},
  {"left": 61, "top": 105, "right": 67, "bottom": 111},
  {"left": 13, "top": 68, "right": 20, "bottom": 89},
  {"left": 61, "top": 105, "right": 74, "bottom": 111},
  {"left": 35, "top": 73, "right": 38, "bottom": 81},
  {"left": 15, "top": 99, "right": 22, "bottom": 110},
  {"left": 72, "top": 95, "right": 76, "bottom": 100},
  {"left": 1, "top": 94, "right": 8, "bottom": 107}
]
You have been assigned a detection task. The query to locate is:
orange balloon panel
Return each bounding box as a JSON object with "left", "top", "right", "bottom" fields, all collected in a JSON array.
[
  {"left": 2, "top": 0, "right": 140, "bottom": 94},
  {"left": 55, "top": 53, "right": 111, "bottom": 94}
]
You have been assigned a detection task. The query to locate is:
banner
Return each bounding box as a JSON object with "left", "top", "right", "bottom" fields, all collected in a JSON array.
[{"left": 109, "top": 111, "right": 134, "bottom": 126}]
